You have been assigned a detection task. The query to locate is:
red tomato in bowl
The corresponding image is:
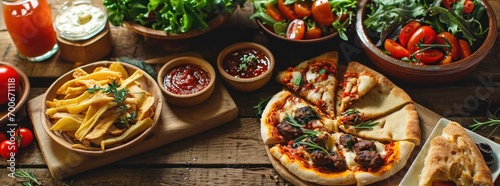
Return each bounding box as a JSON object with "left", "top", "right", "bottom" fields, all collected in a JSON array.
[
  {"left": 311, "top": 0, "right": 334, "bottom": 26},
  {"left": 266, "top": 3, "right": 285, "bottom": 21},
  {"left": 407, "top": 26, "right": 437, "bottom": 53},
  {"left": 305, "top": 26, "right": 322, "bottom": 39},
  {"left": 436, "top": 32, "right": 460, "bottom": 60},
  {"left": 384, "top": 39, "right": 410, "bottom": 59},
  {"left": 294, "top": 1, "right": 311, "bottom": 19},
  {"left": 0, "top": 65, "right": 20, "bottom": 105},
  {"left": 458, "top": 39, "right": 472, "bottom": 59},
  {"left": 414, "top": 49, "right": 444, "bottom": 64},
  {"left": 286, "top": 19, "right": 306, "bottom": 40},
  {"left": 277, "top": 0, "right": 297, "bottom": 20},
  {"left": 399, "top": 21, "right": 421, "bottom": 48}
]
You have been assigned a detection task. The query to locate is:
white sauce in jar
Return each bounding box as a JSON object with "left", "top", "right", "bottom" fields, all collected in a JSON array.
[{"left": 55, "top": 3, "right": 107, "bottom": 41}]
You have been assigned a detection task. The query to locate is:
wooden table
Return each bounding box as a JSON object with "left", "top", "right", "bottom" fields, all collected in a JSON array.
[{"left": 0, "top": 0, "right": 499, "bottom": 185}]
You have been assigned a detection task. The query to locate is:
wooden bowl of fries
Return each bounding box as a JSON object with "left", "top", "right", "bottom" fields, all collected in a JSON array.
[{"left": 42, "top": 61, "right": 163, "bottom": 156}]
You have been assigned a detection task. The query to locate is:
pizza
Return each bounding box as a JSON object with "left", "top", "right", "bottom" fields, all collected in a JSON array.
[
  {"left": 261, "top": 51, "right": 421, "bottom": 185},
  {"left": 419, "top": 122, "right": 493, "bottom": 186},
  {"left": 276, "top": 51, "right": 338, "bottom": 118}
]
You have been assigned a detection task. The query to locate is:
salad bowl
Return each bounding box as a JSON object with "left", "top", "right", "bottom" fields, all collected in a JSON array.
[{"left": 356, "top": 0, "right": 497, "bottom": 85}]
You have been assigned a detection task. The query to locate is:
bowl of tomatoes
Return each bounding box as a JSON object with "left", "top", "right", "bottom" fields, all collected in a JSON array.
[
  {"left": 250, "top": 0, "right": 356, "bottom": 43},
  {"left": 356, "top": 0, "right": 497, "bottom": 84},
  {"left": 0, "top": 62, "right": 30, "bottom": 126}
]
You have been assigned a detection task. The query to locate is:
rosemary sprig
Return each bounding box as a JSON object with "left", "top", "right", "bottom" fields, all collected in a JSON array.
[
  {"left": 13, "top": 169, "right": 42, "bottom": 186},
  {"left": 283, "top": 113, "right": 303, "bottom": 128},
  {"left": 468, "top": 111, "right": 500, "bottom": 138},
  {"left": 353, "top": 120, "right": 380, "bottom": 129},
  {"left": 87, "top": 80, "right": 133, "bottom": 128},
  {"left": 253, "top": 96, "right": 272, "bottom": 116},
  {"left": 293, "top": 129, "right": 322, "bottom": 143},
  {"left": 294, "top": 140, "right": 330, "bottom": 155},
  {"left": 341, "top": 109, "right": 379, "bottom": 129}
]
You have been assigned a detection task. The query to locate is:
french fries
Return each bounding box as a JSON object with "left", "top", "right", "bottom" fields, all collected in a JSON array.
[{"left": 45, "top": 62, "right": 156, "bottom": 150}]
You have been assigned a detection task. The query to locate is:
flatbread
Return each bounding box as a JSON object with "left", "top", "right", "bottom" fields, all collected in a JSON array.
[{"left": 419, "top": 122, "right": 493, "bottom": 186}]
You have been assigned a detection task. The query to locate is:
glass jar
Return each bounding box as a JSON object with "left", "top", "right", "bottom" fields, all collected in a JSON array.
[
  {"left": 54, "top": 0, "right": 107, "bottom": 41},
  {"left": 2, "top": 0, "right": 59, "bottom": 62},
  {"left": 53, "top": 0, "right": 112, "bottom": 63}
]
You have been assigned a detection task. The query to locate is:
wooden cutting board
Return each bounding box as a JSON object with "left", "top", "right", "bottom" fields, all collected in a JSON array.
[
  {"left": 266, "top": 104, "right": 443, "bottom": 186},
  {"left": 27, "top": 80, "right": 238, "bottom": 180}
]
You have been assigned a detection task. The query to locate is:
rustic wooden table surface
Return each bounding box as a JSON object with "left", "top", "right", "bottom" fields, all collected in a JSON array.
[{"left": 0, "top": 0, "right": 499, "bottom": 185}]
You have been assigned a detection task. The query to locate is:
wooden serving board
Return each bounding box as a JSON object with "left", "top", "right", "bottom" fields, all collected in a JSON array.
[
  {"left": 27, "top": 80, "right": 238, "bottom": 180},
  {"left": 267, "top": 104, "right": 442, "bottom": 186}
]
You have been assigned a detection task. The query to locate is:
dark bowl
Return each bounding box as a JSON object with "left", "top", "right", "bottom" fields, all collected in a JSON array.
[{"left": 356, "top": 0, "right": 497, "bottom": 85}]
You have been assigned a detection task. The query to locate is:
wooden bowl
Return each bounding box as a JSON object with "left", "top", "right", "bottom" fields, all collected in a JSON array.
[
  {"left": 217, "top": 42, "right": 274, "bottom": 92},
  {"left": 42, "top": 61, "right": 163, "bottom": 157},
  {"left": 356, "top": 0, "right": 497, "bottom": 85},
  {"left": 0, "top": 62, "right": 30, "bottom": 126},
  {"left": 123, "top": 14, "right": 229, "bottom": 40},
  {"left": 157, "top": 56, "right": 216, "bottom": 106}
]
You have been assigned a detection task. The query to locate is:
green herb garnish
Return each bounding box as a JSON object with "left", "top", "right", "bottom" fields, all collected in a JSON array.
[
  {"left": 353, "top": 120, "right": 380, "bottom": 129},
  {"left": 13, "top": 169, "right": 42, "bottom": 186},
  {"left": 342, "top": 109, "right": 379, "bottom": 129},
  {"left": 294, "top": 140, "right": 330, "bottom": 155},
  {"left": 293, "top": 129, "right": 322, "bottom": 143},
  {"left": 283, "top": 113, "right": 303, "bottom": 128},
  {"left": 468, "top": 111, "right": 500, "bottom": 138},
  {"left": 294, "top": 77, "right": 303, "bottom": 86},
  {"left": 239, "top": 54, "right": 259, "bottom": 71},
  {"left": 253, "top": 96, "right": 272, "bottom": 116},
  {"left": 87, "top": 80, "right": 134, "bottom": 128}
]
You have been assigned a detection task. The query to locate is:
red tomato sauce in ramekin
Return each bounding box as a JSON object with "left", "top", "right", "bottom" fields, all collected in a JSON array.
[
  {"left": 163, "top": 64, "right": 211, "bottom": 95},
  {"left": 222, "top": 48, "right": 269, "bottom": 78}
]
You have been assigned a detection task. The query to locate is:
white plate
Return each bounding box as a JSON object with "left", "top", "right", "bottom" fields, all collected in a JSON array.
[{"left": 400, "top": 118, "right": 500, "bottom": 186}]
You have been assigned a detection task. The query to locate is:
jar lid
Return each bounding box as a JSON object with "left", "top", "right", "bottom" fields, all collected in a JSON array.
[{"left": 54, "top": 0, "right": 107, "bottom": 41}]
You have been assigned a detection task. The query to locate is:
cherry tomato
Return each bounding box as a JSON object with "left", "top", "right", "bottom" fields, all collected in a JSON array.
[
  {"left": 304, "top": 26, "right": 322, "bottom": 39},
  {"left": 436, "top": 32, "right": 460, "bottom": 60},
  {"left": 463, "top": 0, "right": 474, "bottom": 14},
  {"left": 384, "top": 39, "right": 410, "bottom": 59},
  {"left": 16, "top": 127, "right": 33, "bottom": 148},
  {"left": 294, "top": 1, "right": 311, "bottom": 19},
  {"left": 277, "top": 0, "right": 297, "bottom": 20},
  {"left": 414, "top": 49, "right": 444, "bottom": 65},
  {"left": 399, "top": 21, "right": 421, "bottom": 48},
  {"left": 407, "top": 25, "right": 437, "bottom": 53},
  {"left": 438, "top": 53, "right": 453, "bottom": 65},
  {"left": 443, "top": 0, "right": 455, "bottom": 9},
  {"left": 266, "top": 3, "right": 285, "bottom": 21},
  {"left": 0, "top": 140, "right": 18, "bottom": 159},
  {"left": 311, "top": 0, "right": 334, "bottom": 26},
  {"left": 286, "top": 19, "right": 306, "bottom": 40},
  {"left": 0, "top": 65, "right": 20, "bottom": 105},
  {"left": 458, "top": 39, "right": 472, "bottom": 59}
]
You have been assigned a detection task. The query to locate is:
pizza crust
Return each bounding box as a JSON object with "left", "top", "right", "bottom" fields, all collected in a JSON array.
[
  {"left": 354, "top": 141, "right": 415, "bottom": 185},
  {"left": 419, "top": 122, "right": 493, "bottom": 186},
  {"left": 270, "top": 145, "right": 357, "bottom": 185}
]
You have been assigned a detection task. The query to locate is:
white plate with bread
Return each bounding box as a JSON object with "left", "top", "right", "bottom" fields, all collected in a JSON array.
[{"left": 400, "top": 118, "right": 500, "bottom": 186}]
